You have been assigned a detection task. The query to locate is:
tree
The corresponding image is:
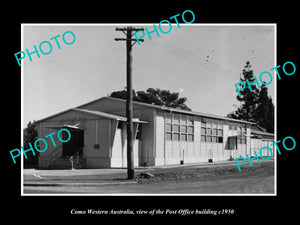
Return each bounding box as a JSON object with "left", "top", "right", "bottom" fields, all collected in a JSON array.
[
  {"left": 254, "top": 85, "right": 274, "bottom": 133},
  {"left": 109, "top": 89, "right": 139, "bottom": 101},
  {"left": 228, "top": 61, "right": 260, "bottom": 122},
  {"left": 23, "top": 121, "right": 39, "bottom": 167},
  {"left": 110, "top": 88, "right": 191, "bottom": 110},
  {"left": 228, "top": 61, "right": 274, "bottom": 133}
]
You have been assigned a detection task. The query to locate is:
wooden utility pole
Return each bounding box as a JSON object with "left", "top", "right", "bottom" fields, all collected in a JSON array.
[{"left": 115, "top": 27, "right": 144, "bottom": 179}]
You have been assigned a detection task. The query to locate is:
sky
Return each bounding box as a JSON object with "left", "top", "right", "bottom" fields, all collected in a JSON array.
[{"left": 22, "top": 24, "right": 275, "bottom": 127}]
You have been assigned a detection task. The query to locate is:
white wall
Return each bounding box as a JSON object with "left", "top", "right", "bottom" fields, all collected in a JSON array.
[
  {"left": 155, "top": 112, "right": 257, "bottom": 166},
  {"left": 155, "top": 115, "right": 165, "bottom": 165},
  {"left": 84, "top": 119, "right": 111, "bottom": 168}
]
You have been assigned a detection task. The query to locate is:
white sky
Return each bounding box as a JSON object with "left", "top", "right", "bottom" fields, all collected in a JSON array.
[{"left": 22, "top": 24, "right": 275, "bottom": 127}]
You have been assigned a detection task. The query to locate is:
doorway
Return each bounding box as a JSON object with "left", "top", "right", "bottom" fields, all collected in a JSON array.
[{"left": 62, "top": 129, "right": 84, "bottom": 156}]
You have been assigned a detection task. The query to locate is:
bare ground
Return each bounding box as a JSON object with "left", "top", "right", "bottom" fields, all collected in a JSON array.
[{"left": 23, "top": 160, "right": 275, "bottom": 194}]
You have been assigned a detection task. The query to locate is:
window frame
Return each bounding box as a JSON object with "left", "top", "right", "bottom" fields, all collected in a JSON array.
[
  {"left": 165, "top": 113, "right": 194, "bottom": 142},
  {"left": 201, "top": 120, "right": 223, "bottom": 143}
]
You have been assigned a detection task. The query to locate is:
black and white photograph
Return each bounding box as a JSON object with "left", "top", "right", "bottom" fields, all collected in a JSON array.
[
  {"left": 21, "top": 24, "right": 276, "bottom": 195},
  {"left": 4, "top": 4, "right": 298, "bottom": 221}
]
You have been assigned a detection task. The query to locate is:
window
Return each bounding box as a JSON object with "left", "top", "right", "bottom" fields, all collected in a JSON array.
[
  {"left": 207, "top": 136, "right": 212, "bottom": 142},
  {"left": 238, "top": 137, "right": 242, "bottom": 144},
  {"left": 238, "top": 136, "right": 247, "bottom": 144},
  {"left": 166, "top": 113, "right": 172, "bottom": 123},
  {"left": 201, "top": 120, "right": 223, "bottom": 143},
  {"left": 165, "top": 124, "right": 172, "bottom": 132},
  {"left": 201, "top": 135, "right": 206, "bottom": 142},
  {"left": 241, "top": 126, "right": 246, "bottom": 134},
  {"left": 165, "top": 113, "right": 194, "bottom": 142},
  {"left": 218, "top": 136, "right": 223, "bottom": 143},
  {"left": 188, "top": 134, "right": 194, "bottom": 142},
  {"left": 172, "top": 124, "right": 180, "bottom": 132},
  {"left": 166, "top": 133, "right": 172, "bottom": 140},
  {"left": 173, "top": 133, "right": 180, "bottom": 141},
  {"left": 181, "top": 134, "right": 187, "bottom": 141},
  {"left": 212, "top": 128, "right": 217, "bottom": 136},
  {"left": 173, "top": 113, "right": 180, "bottom": 124},
  {"left": 212, "top": 136, "right": 217, "bottom": 143},
  {"left": 180, "top": 115, "right": 187, "bottom": 124},
  {"left": 187, "top": 116, "right": 194, "bottom": 125},
  {"left": 229, "top": 124, "right": 238, "bottom": 130},
  {"left": 217, "top": 129, "right": 223, "bottom": 136},
  {"left": 187, "top": 126, "right": 194, "bottom": 133}
]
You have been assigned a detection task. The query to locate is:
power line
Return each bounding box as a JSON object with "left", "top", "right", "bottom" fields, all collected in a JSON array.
[
  {"left": 159, "top": 37, "right": 234, "bottom": 75},
  {"left": 148, "top": 38, "right": 233, "bottom": 81}
]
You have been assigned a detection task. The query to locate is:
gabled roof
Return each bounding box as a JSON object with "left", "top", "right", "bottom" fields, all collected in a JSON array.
[
  {"left": 95, "top": 97, "right": 256, "bottom": 125},
  {"left": 251, "top": 129, "right": 274, "bottom": 137},
  {"left": 35, "top": 96, "right": 255, "bottom": 125},
  {"left": 250, "top": 123, "right": 267, "bottom": 132},
  {"left": 74, "top": 108, "right": 147, "bottom": 123},
  {"left": 74, "top": 108, "right": 127, "bottom": 121},
  {"left": 36, "top": 107, "right": 147, "bottom": 123},
  {"left": 77, "top": 96, "right": 163, "bottom": 110}
]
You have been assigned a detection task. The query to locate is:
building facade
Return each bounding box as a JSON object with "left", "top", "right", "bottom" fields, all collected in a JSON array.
[{"left": 35, "top": 97, "right": 274, "bottom": 169}]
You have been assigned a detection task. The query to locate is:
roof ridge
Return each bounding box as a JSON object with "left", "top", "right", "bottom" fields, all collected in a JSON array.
[
  {"left": 36, "top": 96, "right": 256, "bottom": 125},
  {"left": 104, "top": 97, "right": 256, "bottom": 124}
]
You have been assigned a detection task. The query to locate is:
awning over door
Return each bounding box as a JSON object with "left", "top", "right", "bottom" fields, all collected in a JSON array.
[
  {"left": 227, "top": 132, "right": 247, "bottom": 138},
  {"left": 45, "top": 123, "right": 83, "bottom": 130}
]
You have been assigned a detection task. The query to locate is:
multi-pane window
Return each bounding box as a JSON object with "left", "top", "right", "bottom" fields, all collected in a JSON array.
[
  {"left": 173, "top": 133, "right": 180, "bottom": 141},
  {"left": 201, "top": 120, "right": 223, "bottom": 143},
  {"left": 166, "top": 132, "right": 172, "bottom": 140},
  {"left": 229, "top": 123, "right": 247, "bottom": 131},
  {"left": 173, "top": 124, "right": 180, "bottom": 132},
  {"left": 166, "top": 123, "right": 172, "bottom": 132},
  {"left": 181, "top": 134, "right": 187, "bottom": 141},
  {"left": 166, "top": 114, "right": 172, "bottom": 123},
  {"left": 181, "top": 115, "right": 187, "bottom": 124},
  {"left": 187, "top": 134, "right": 194, "bottom": 142},
  {"left": 229, "top": 124, "right": 247, "bottom": 144},
  {"left": 229, "top": 125, "right": 238, "bottom": 130},
  {"left": 238, "top": 136, "right": 247, "bottom": 144},
  {"left": 165, "top": 113, "right": 194, "bottom": 142},
  {"left": 240, "top": 126, "right": 246, "bottom": 134},
  {"left": 238, "top": 126, "right": 247, "bottom": 144}
]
